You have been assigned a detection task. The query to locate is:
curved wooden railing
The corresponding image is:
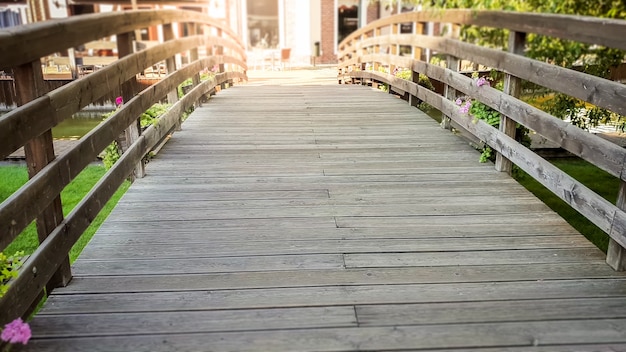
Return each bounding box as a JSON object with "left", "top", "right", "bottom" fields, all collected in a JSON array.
[
  {"left": 0, "top": 9, "right": 247, "bottom": 324},
  {"left": 338, "top": 10, "right": 626, "bottom": 271}
]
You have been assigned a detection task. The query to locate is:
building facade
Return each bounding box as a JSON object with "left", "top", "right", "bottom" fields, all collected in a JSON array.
[{"left": 235, "top": 0, "right": 386, "bottom": 67}]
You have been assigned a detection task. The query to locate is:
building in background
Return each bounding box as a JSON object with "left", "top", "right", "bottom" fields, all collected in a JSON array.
[
  {"left": 235, "top": 0, "right": 409, "bottom": 67},
  {"left": 0, "top": 0, "right": 28, "bottom": 28},
  {"left": 1, "top": 0, "right": 410, "bottom": 67}
]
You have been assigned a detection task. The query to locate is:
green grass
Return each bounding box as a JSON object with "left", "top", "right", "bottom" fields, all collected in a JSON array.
[
  {"left": 514, "top": 158, "right": 619, "bottom": 252},
  {"left": 1, "top": 165, "right": 129, "bottom": 262}
]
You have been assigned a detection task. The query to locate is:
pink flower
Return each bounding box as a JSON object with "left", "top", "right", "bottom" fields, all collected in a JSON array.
[
  {"left": 459, "top": 100, "right": 471, "bottom": 114},
  {"left": 455, "top": 98, "right": 463, "bottom": 106},
  {"left": 476, "top": 77, "right": 490, "bottom": 87},
  {"left": 115, "top": 96, "right": 123, "bottom": 106},
  {"left": 1, "top": 318, "right": 31, "bottom": 345}
]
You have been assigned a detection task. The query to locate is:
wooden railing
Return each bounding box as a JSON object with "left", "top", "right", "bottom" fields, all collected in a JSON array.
[
  {"left": 0, "top": 9, "right": 247, "bottom": 324},
  {"left": 338, "top": 10, "right": 626, "bottom": 271}
]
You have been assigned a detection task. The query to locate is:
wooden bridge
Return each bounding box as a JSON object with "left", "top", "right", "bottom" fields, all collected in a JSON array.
[{"left": 2, "top": 9, "right": 626, "bottom": 351}]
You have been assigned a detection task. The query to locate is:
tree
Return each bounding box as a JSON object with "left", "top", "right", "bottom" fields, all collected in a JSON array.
[{"left": 390, "top": 0, "right": 626, "bottom": 129}]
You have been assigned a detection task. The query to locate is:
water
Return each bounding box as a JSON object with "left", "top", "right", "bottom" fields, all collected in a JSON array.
[
  {"left": 52, "top": 116, "right": 104, "bottom": 140},
  {"left": 1, "top": 110, "right": 110, "bottom": 140}
]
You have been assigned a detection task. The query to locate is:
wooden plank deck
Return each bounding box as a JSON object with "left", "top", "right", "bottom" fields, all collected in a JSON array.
[{"left": 25, "top": 76, "right": 626, "bottom": 351}]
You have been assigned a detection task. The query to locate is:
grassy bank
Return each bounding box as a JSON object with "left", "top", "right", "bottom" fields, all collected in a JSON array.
[
  {"left": 1, "top": 165, "right": 129, "bottom": 262},
  {"left": 514, "top": 158, "right": 619, "bottom": 252}
]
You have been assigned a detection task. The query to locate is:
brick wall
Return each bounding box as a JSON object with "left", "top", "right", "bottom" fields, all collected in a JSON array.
[{"left": 320, "top": 0, "right": 336, "bottom": 64}]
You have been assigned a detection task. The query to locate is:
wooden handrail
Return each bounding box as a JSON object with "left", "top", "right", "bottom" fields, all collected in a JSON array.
[
  {"left": 339, "top": 9, "right": 626, "bottom": 53},
  {"left": 0, "top": 9, "right": 244, "bottom": 69},
  {"left": 338, "top": 9, "right": 626, "bottom": 271},
  {"left": 0, "top": 9, "right": 247, "bottom": 325}
]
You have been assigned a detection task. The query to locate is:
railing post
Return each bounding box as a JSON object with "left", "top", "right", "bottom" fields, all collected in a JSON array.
[
  {"left": 14, "top": 60, "right": 72, "bottom": 297},
  {"left": 372, "top": 27, "right": 381, "bottom": 88},
  {"left": 163, "top": 23, "right": 179, "bottom": 105},
  {"left": 495, "top": 31, "right": 526, "bottom": 174},
  {"left": 360, "top": 32, "right": 368, "bottom": 86},
  {"left": 187, "top": 23, "right": 200, "bottom": 107},
  {"left": 217, "top": 28, "right": 226, "bottom": 90},
  {"left": 442, "top": 24, "right": 461, "bottom": 129},
  {"left": 117, "top": 31, "right": 145, "bottom": 180},
  {"left": 410, "top": 22, "right": 425, "bottom": 108},
  {"left": 189, "top": 23, "right": 201, "bottom": 94},
  {"left": 607, "top": 182, "right": 626, "bottom": 270},
  {"left": 388, "top": 22, "right": 399, "bottom": 95}
]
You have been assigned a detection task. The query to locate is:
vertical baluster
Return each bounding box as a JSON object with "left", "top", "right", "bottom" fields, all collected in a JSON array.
[
  {"left": 442, "top": 24, "right": 461, "bottom": 130},
  {"left": 410, "top": 21, "right": 425, "bottom": 108},
  {"left": 359, "top": 32, "right": 367, "bottom": 86},
  {"left": 15, "top": 60, "right": 72, "bottom": 301},
  {"left": 117, "top": 31, "right": 145, "bottom": 179},
  {"left": 163, "top": 23, "right": 179, "bottom": 105},
  {"left": 388, "top": 22, "right": 399, "bottom": 95},
  {"left": 217, "top": 28, "right": 226, "bottom": 90},
  {"left": 188, "top": 23, "right": 201, "bottom": 107},
  {"left": 372, "top": 26, "right": 381, "bottom": 89},
  {"left": 608, "top": 182, "right": 626, "bottom": 270},
  {"left": 495, "top": 31, "right": 526, "bottom": 174}
]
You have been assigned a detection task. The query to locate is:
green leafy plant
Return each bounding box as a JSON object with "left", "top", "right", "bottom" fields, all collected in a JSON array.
[
  {"left": 0, "top": 251, "right": 24, "bottom": 297},
  {"left": 393, "top": 68, "right": 436, "bottom": 111},
  {"left": 424, "top": 0, "right": 626, "bottom": 131},
  {"left": 140, "top": 103, "right": 169, "bottom": 128},
  {"left": 102, "top": 140, "right": 121, "bottom": 170},
  {"left": 100, "top": 103, "right": 171, "bottom": 169},
  {"left": 458, "top": 76, "right": 532, "bottom": 162}
]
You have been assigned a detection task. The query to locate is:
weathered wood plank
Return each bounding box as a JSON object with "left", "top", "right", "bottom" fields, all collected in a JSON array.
[
  {"left": 336, "top": 213, "right": 572, "bottom": 228},
  {"left": 61, "top": 263, "right": 623, "bottom": 294},
  {"left": 345, "top": 248, "right": 606, "bottom": 267},
  {"left": 397, "top": 346, "right": 626, "bottom": 352},
  {"left": 37, "top": 279, "right": 626, "bottom": 314},
  {"left": 71, "top": 254, "right": 345, "bottom": 276},
  {"left": 0, "top": 10, "right": 244, "bottom": 69},
  {"left": 88, "top": 225, "right": 581, "bottom": 243},
  {"left": 77, "top": 235, "right": 595, "bottom": 260},
  {"left": 356, "top": 297, "right": 626, "bottom": 326},
  {"left": 28, "top": 306, "right": 358, "bottom": 338},
  {"left": 20, "top": 320, "right": 626, "bottom": 352}
]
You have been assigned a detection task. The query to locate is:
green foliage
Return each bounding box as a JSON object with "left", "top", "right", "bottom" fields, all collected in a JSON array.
[
  {"left": 468, "top": 100, "right": 501, "bottom": 162},
  {"left": 181, "top": 107, "right": 194, "bottom": 122},
  {"left": 178, "top": 78, "right": 194, "bottom": 98},
  {"left": 102, "top": 141, "right": 121, "bottom": 170},
  {"left": 140, "top": 103, "right": 169, "bottom": 128},
  {"left": 0, "top": 251, "right": 24, "bottom": 297},
  {"left": 479, "top": 146, "right": 493, "bottom": 163},
  {"left": 464, "top": 75, "right": 531, "bottom": 162},
  {"left": 392, "top": 68, "right": 436, "bottom": 112},
  {"left": 1, "top": 165, "right": 130, "bottom": 262},
  {"left": 101, "top": 103, "right": 170, "bottom": 170},
  {"left": 416, "top": 0, "right": 626, "bottom": 130},
  {"left": 470, "top": 100, "right": 500, "bottom": 127}
]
